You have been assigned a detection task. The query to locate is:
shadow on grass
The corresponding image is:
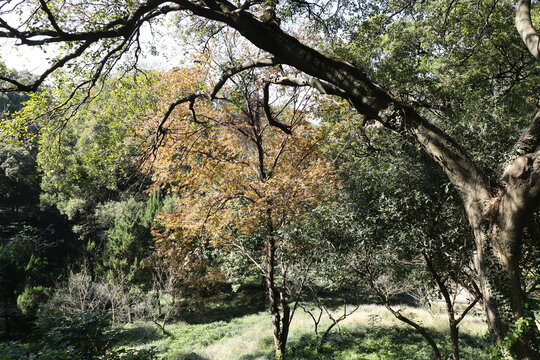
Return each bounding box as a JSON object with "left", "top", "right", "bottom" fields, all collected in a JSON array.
[
  {"left": 176, "top": 281, "right": 417, "bottom": 327},
  {"left": 237, "top": 351, "right": 273, "bottom": 360},
  {"left": 175, "top": 352, "right": 211, "bottom": 360},
  {"left": 177, "top": 281, "right": 267, "bottom": 325},
  {"left": 284, "top": 325, "right": 490, "bottom": 360},
  {"left": 115, "top": 322, "right": 165, "bottom": 346}
]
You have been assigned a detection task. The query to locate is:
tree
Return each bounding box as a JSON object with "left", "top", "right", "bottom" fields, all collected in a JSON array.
[
  {"left": 326, "top": 118, "right": 481, "bottom": 360},
  {"left": 142, "top": 67, "right": 336, "bottom": 358},
  {"left": 0, "top": 68, "right": 76, "bottom": 340},
  {"left": 289, "top": 118, "right": 483, "bottom": 360},
  {"left": 0, "top": 0, "right": 539, "bottom": 357}
]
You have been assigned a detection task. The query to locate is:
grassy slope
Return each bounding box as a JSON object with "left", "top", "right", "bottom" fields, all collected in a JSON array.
[{"left": 117, "top": 284, "right": 490, "bottom": 360}]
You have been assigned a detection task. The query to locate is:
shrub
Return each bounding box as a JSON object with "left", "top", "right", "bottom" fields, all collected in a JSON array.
[
  {"left": 36, "top": 309, "right": 115, "bottom": 360},
  {"left": 0, "top": 341, "right": 29, "bottom": 360},
  {"left": 16, "top": 285, "right": 52, "bottom": 316},
  {"left": 34, "top": 309, "right": 157, "bottom": 360}
]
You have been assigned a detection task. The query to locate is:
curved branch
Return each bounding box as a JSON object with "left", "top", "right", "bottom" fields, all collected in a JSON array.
[
  {"left": 0, "top": 40, "right": 92, "bottom": 92},
  {"left": 0, "top": 1, "right": 180, "bottom": 44},
  {"left": 157, "top": 93, "right": 205, "bottom": 134},
  {"left": 149, "top": 92, "right": 205, "bottom": 157},
  {"left": 263, "top": 82, "right": 292, "bottom": 134},
  {"left": 271, "top": 75, "right": 348, "bottom": 98},
  {"left": 210, "top": 57, "right": 280, "bottom": 99},
  {"left": 516, "top": 0, "right": 540, "bottom": 61}
]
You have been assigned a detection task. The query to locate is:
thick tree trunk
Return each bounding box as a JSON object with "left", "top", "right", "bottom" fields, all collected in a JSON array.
[
  {"left": 474, "top": 224, "right": 539, "bottom": 359},
  {"left": 466, "top": 152, "right": 540, "bottom": 359}
]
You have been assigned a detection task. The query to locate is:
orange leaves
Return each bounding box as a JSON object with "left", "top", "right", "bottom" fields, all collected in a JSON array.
[{"left": 138, "top": 63, "right": 338, "bottom": 276}]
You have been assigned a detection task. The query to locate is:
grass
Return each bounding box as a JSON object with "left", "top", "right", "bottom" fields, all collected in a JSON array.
[{"left": 116, "top": 285, "right": 490, "bottom": 360}]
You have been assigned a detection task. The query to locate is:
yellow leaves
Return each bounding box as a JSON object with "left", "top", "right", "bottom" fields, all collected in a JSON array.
[{"left": 136, "top": 61, "right": 340, "bottom": 282}]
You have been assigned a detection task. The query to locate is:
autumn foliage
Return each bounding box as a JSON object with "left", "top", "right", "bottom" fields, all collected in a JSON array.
[{"left": 139, "top": 67, "right": 337, "bottom": 292}]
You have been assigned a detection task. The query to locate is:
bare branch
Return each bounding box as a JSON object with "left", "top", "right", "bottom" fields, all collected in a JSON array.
[
  {"left": 38, "top": 0, "right": 65, "bottom": 34},
  {"left": 210, "top": 57, "right": 281, "bottom": 99},
  {"left": 157, "top": 93, "right": 205, "bottom": 134},
  {"left": 455, "top": 294, "right": 480, "bottom": 325},
  {"left": 263, "top": 82, "right": 292, "bottom": 134},
  {"left": 232, "top": 241, "right": 265, "bottom": 273},
  {"left": 0, "top": 40, "right": 92, "bottom": 92},
  {"left": 0, "top": 1, "right": 181, "bottom": 44}
]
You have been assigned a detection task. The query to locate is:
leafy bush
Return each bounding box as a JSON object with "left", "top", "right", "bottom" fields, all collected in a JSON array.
[
  {"left": 0, "top": 341, "right": 29, "bottom": 360},
  {"left": 16, "top": 285, "right": 52, "bottom": 316},
  {"left": 0, "top": 340, "right": 155, "bottom": 360},
  {"left": 31, "top": 309, "right": 156, "bottom": 360},
  {"left": 36, "top": 309, "right": 115, "bottom": 360}
]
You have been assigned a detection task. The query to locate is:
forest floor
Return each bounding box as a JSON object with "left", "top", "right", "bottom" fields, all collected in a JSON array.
[{"left": 116, "top": 282, "right": 491, "bottom": 360}]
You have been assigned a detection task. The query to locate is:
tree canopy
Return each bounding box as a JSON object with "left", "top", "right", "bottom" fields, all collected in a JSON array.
[{"left": 0, "top": 0, "right": 539, "bottom": 358}]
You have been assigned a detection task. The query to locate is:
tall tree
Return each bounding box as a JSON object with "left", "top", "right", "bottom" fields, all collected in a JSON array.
[
  {"left": 0, "top": 67, "right": 75, "bottom": 340},
  {"left": 325, "top": 118, "right": 483, "bottom": 360},
  {"left": 0, "top": 1, "right": 539, "bottom": 357},
  {"left": 143, "top": 68, "right": 336, "bottom": 358}
]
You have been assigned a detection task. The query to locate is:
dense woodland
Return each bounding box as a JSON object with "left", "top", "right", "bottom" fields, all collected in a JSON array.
[{"left": 0, "top": 0, "right": 539, "bottom": 359}]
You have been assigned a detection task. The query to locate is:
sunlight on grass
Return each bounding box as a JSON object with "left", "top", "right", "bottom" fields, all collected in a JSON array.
[{"left": 122, "top": 303, "right": 489, "bottom": 360}]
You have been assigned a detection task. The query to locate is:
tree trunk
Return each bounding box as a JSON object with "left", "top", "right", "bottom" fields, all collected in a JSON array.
[
  {"left": 279, "top": 288, "right": 291, "bottom": 358},
  {"left": 449, "top": 321, "right": 460, "bottom": 360},
  {"left": 264, "top": 209, "right": 285, "bottom": 359},
  {"left": 465, "top": 154, "right": 540, "bottom": 359},
  {"left": 423, "top": 253, "right": 461, "bottom": 360},
  {"left": 474, "top": 223, "right": 539, "bottom": 359}
]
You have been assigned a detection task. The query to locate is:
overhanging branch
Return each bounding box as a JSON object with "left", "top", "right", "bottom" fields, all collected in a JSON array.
[
  {"left": 516, "top": 0, "right": 540, "bottom": 61},
  {"left": 271, "top": 75, "right": 348, "bottom": 99},
  {"left": 210, "top": 57, "right": 281, "bottom": 99}
]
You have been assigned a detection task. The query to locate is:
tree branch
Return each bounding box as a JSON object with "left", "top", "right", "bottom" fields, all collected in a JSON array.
[
  {"left": 210, "top": 57, "right": 280, "bottom": 99},
  {"left": 455, "top": 294, "right": 480, "bottom": 325},
  {"left": 271, "top": 75, "right": 349, "bottom": 98},
  {"left": 513, "top": 110, "right": 540, "bottom": 156},
  {"left": 263, "top": 82, "right": 292, "bottom": 134},
  {"left": 516, "top": 0, "right": 540, "bottom": 61},
  {"left": 38, "top": 0, "right": 65, "bottom": 34}
]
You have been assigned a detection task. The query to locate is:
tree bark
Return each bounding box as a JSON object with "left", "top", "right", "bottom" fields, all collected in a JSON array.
[
  {"left": 470, "top": 151, "right": 540, "bottom": 359},
  {"left": 516, "top": 0, "right": 540, "bottom": 61},
  {"left": 279, "top": 289, "right": 291, "bottom": 358},
  {"left": 264, "top": 208, "right": 285, "bottom": 359},
  {"left": 423, "top": 253, "right": 461, "bottom": 360}
]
